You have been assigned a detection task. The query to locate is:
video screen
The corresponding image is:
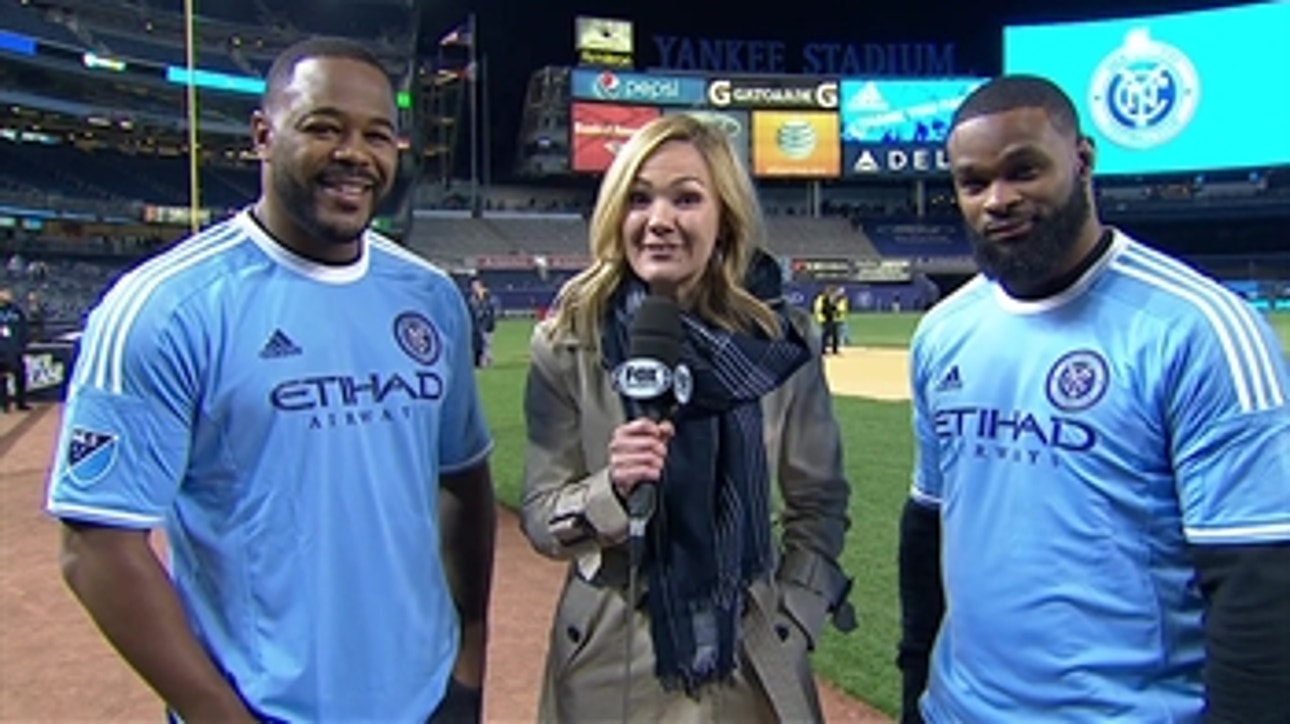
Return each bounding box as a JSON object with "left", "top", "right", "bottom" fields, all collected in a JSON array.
[
  {"left": 1004, "top": 2, "right": 1290, "bottom": 175},
  {"left": 839, "top": 79, "right": 985, "bottom": 144}
]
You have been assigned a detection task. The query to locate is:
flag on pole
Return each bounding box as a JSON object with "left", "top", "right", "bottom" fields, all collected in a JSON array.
[{"left": 439, "top": 22, "right": 472, "bottom": 47}]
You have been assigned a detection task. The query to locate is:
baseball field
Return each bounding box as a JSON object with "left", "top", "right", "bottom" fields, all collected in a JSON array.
[
  {"left": 477, "top": 310, "right": 1290, "bottom": 717},
  {"left": 1, "top": 311, "right": 1284, "bottom": 719}
]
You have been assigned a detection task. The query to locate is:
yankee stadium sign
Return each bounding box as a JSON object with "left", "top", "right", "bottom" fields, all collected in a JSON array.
[{"left": 651, "top": 35, "right": 958, "bottom": 77}]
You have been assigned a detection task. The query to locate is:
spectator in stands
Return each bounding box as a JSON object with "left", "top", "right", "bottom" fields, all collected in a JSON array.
[
  {"left": 898, "top": 74, "right": 1290, "bottom": 724},
  {"left": 812, "top": 286, "right": 841, "bottom": 354},
  {"left": 0, "top": 286, "right": 30, "bottom": 411},
  {"left": 466, "top": 276, "right": 497, "bottom": 367},
  {"left": 44, "top": 37, "right": 494, "bottom": 724},
  {"left": 520, "top": 114, "right": 855, "bottom": 723},
  {"left": 25, "top": 290, "right": 45, "bottom": 343}
]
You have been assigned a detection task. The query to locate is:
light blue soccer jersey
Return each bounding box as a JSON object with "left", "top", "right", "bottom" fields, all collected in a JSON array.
[
  {"left": 46, "top": 210, "right": 493, "bottom": 722},
  {"left": 909, "top": 230, "right": 1290, "bottom": 721}
]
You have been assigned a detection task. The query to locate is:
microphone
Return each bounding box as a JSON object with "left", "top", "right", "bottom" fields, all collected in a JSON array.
[
  {"left": 613, "top": 295, "right": 685, "bottom": 541},
  {"left": 614, "top": 295, "right": 685, "bottom": 722}
]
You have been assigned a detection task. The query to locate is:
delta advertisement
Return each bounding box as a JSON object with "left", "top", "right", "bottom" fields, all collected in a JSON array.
[
  {"left": 751, "top": 111, "right": 840, "bottom": 177},
  {"left": 839, "top": 78, "right": 985, "bottom": 176},
  {"left": 1004, "top": 2, "right": 1290, "bottom": 174},
  {"left": 662, "top": 107, "right": 752, "bottom": 172},
  {"left": 570, "top": 102, "right": 660, "bottom": 173},
  {"left": 571, "top": 68, "right": 708, "bottom": 106}
]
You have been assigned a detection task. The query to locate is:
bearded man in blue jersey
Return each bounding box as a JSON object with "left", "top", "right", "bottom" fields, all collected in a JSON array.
[
  {"left": 46, "top": 37, "right": 495, "bottom": 722},
  {"left": 898, "top": 74, "right": 1289, "bottom": 723}
]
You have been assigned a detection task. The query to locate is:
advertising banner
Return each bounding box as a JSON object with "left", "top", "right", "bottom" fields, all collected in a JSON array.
[
  {"left": 575, "top": 16, "right": 633, "bottom": 68},
  {"left": 706, "top": 77, "right": 838, "bottom": 110},
  {"left": 751, "top": 111, "right": 840, "bottom": 177},
  {"left": 839, "top": 78, "right": 984, "bottom": 176},
  {"left": 571, "top": 69, "right": 707, "bottom": 106},
  {"left": 662, "top": 107, "right": 751, "bottom": 172},
  {"left": 570, "top": 102, "right": 660, "bottom": 173}
]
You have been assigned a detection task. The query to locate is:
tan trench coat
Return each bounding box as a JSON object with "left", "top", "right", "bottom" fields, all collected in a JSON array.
[{"left": 520, "top": 307, "right": 853, "bottom": 723}]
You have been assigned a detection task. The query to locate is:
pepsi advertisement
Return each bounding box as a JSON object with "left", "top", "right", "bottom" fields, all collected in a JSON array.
[
  {"left": 1004, "top": 2, "right": 1290, "bottom": 175},
  {"left": 570, "top": 68, "right": 707, "bottom": 107},
  {"left": 839, "top": 78, "right": 985, "bottom": 176}
]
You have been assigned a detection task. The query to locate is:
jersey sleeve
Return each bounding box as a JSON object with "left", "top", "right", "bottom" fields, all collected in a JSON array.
[
  {"left": 909, "top": 327, "right": 944, "bottom": 509},
  {"left": 437, "top": 288, "right": 493, "bottom": 474},
  {"left": 1167, "top": 305, "right": 1290, "bottom": 545},
  {"left": 45, "top": 291, "right": 200, "bottom": 529}
]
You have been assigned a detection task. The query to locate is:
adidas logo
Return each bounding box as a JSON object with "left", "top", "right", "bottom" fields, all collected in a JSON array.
[
  {"left": 935, "top": 365, "right": 962, "bottom": 392},
  {"left": 259, "top": 329, "right": 302, "bottom": 359},
  {"left": 846, "top": 81, "right": 887, "bottom": 112}
]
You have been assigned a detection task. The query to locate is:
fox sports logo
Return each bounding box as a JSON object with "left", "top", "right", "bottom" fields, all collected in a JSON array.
[{"left": 1088, "top": 28, "right": 1199, "bottom": 149}]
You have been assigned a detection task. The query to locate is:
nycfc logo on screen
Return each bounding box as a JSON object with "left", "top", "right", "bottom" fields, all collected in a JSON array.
[
  {"left": 393, "top": 312, "right": 441, "bottom": 366},
  {"left": 65, "top": 426, "right": 118, "bottom": 486},
  {"left": 1088, "top": 28, "right": 1199, "bottom": 150},
  {"left": 1046, "top": 350, "right": 1109, "bottom": 412}
]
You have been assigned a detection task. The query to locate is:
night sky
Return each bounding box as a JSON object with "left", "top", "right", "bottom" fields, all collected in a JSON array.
[{"left": 416, "top": 0, "right": 1252, "bottom": 182}]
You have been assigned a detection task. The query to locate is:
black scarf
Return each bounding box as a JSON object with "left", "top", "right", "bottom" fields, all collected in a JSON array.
[{"left": 601, "top": 259, "right": 810, "bottom": 694}]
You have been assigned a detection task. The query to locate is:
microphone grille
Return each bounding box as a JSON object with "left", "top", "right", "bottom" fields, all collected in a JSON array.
[{"left": 628, "top": 295, "right": 683, "bottom": 366}]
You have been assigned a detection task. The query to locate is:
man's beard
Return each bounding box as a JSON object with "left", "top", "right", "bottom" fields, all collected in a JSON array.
[
  {"left": 272, "top": 163, "right": 379, "bottom": 247},
  {"left": 967, "top": 180, "right": 1090, "bottom": 294}
]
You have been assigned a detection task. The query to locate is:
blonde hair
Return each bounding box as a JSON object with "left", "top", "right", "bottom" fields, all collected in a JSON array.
[{"left": 547, "top": 114, "right": 780, "bottom": 348}]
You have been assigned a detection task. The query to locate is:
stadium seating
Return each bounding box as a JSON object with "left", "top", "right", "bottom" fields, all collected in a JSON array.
[
  {"left": 4, "top": 256, "right": 133, "bottom": 336},
  {"left": 486, "top": 217, "right": 588, "bottom": 255},
  {"left": 0, "top": 141, "right": 256, "bottom": 209},
  {"left": 764, "top": 217, "right": 882, "bottom": 258},
  {"left": 405, "top": 217, "right": 521, "bottom": 260},
  {"left": 0, "top": 3, "right": 83, "bottom": 48},
  {"left": 860, "top": 220, "right": 972, "bottom": 258},
  {"left": 402, "top": 212, "right": 887, "bottom": 266}
]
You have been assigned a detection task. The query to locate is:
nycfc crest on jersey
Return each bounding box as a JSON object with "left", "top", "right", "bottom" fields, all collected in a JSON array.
[
  {"left": 1045, "top": 349, "right": 1110, "bottom": 412},
  {"left": 1088, "top": 28, "right": 1200, "bottom": 149},
  {"left": 394, "top": 311, "right": 441, "bottom": 366}
]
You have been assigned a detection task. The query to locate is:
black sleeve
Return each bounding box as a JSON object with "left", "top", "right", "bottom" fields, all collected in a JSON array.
[
  {"left": 1190, "top": 541, "right": 1290, "bottom": 724},
  {"left": 897, "top": 499, "right": 945, "bottom": 724}
]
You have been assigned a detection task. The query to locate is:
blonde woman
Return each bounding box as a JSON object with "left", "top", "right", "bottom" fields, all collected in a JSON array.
[{"left": 520, "top": 114, "right": 856, "bottom": 723}]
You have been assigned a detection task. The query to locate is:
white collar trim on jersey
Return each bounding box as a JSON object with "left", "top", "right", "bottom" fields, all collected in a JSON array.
[
  {"left": 236, "top": 208, "right": 370, "bottom": 284},
  {"left": 992, "top": 229, "right": 1128, "bottom": 315}
]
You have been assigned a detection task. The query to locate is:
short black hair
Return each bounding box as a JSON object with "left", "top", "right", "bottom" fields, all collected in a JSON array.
[
  {"left": 951, "top": 74, "right": 1081, "bottom": 138},
  {"left": 263, "top": 36, "right": 390, "bottom": 106}
]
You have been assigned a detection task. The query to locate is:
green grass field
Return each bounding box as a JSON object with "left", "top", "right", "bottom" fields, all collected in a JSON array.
[{"left": 476, "top": 311, "right": 1290, "bottom": 716}]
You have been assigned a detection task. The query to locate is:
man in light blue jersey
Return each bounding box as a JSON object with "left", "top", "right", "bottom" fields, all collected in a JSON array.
[
  {"left": 45, "top": 37, "right": 496, "bottom": 722},
  {"left": 897, "top": 75, "right": 1290, "bottom": 723}
]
